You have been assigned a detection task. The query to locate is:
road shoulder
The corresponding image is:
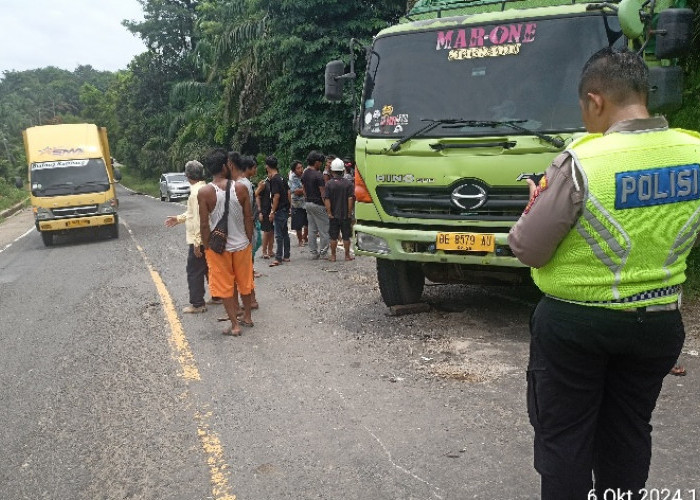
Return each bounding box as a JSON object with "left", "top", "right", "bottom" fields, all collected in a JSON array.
[{"left": 0, "top": 207, "right": 34, "bottom": 250}]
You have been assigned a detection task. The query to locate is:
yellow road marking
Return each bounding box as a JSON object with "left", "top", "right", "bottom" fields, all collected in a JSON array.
[
  {"left": 132, "top": 241, "right": 200, "bottom": 381},
  {"left": 197, "top": 410, "right": 237, "bottom": 500},
  {"left": 124, "top": 220, "right": 236, "bottom": 500}
]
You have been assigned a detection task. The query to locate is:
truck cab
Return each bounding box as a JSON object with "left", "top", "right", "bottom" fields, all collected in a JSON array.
[
  {"left": 23, "top": 124, "right": 120, "bottom": 247},
  {"left": 326, "top": 0, "right": 693, "bottom": 306}
]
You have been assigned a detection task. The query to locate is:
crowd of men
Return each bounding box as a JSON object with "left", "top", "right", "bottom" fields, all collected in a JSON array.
[
  {"left": 165, "top": 149, "right": 355, "bottom": 336},
  {"left": 162, "top": 47, "right": 700, "bottom": 497}
]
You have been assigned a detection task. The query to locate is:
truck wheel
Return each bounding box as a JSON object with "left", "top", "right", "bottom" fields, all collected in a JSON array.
[
  {"left": 41, "top": 231, "right": 54, "bottom": 247},
  {"left": 376, "top": 259, "right": 425, "bottom": 306},
  {"left": 109, "top": 223, "right": 119, "bottom": 239}
]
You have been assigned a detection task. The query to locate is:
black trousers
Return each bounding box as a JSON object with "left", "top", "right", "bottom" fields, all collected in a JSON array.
[
  {"left": 186, "top": 244, "right": 208, "bottom": 307},
  {"left": 528, "top": 297, "right": 684, "bottom": 500}
]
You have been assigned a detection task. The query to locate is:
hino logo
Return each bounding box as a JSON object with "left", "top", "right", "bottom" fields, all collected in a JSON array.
[{"left": 451, "top": 183, "right": 487, "bottom": 210}]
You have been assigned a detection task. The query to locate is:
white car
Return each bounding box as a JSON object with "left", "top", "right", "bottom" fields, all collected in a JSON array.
[{"left": 159, "top": 173, "right": 190, "bottom": 202}]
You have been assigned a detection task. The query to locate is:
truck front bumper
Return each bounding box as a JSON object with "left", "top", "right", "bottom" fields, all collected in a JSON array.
[
  {"left": 36, "top": 214, "right": 117, "bottom": 232},
  {"left": 353, "top": 223, "right": 526, "bottom": 268}
]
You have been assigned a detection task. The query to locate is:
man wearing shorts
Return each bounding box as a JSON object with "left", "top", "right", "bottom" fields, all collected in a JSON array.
[
  {"left": 323, "top": 158, "right": 355, "bottom": 262},
  {"left": 199, "top": 148, "right": 254, "bottom": 336}
]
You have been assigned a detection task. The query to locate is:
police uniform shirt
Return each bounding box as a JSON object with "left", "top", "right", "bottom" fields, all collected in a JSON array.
[{"left": 508, "top": 116, "right": 669, "bottom": 268}]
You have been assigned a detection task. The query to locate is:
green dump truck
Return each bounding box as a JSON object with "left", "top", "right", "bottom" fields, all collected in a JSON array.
[{"left": 326, "top": 0, "right": 694, "bottom": 306}]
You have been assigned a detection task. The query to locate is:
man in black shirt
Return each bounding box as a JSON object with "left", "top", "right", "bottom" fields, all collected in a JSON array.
[
  {"left": 301, "top": 150, "right": 330, "bottom": 260},
  {"left": 267, "top": 156, "right": 290, "bottom": 266},
  {"left": 324, "top": 158, "right": 355, "bottom": 262}
]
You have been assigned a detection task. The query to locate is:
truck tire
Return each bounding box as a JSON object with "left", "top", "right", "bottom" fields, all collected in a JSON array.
[
  {"left": 376, "top": 259, "right": 425, "bottom": 306},
  {"left": 41, "top": 231, "right": 54, "bottom": 247},
  {"left": 107, "top": 215, "right": 119, "bottom": 239}
]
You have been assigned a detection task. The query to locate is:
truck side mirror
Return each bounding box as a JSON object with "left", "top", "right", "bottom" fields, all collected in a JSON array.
[
  {"left": 655, "top": 9, "right": 694, "bottom": 59},
  {"left": 325, "top": 60, "right": 346, "bottom": 101},
  {"left": 648, "top": 66, "right": 683, "bottom": 114},
  {"left": 618, "top": 0, "right": 646, "bottom": 39},
  {"left": 14, "top": 177, "right": 23, "bottom": 189},
  {"left": 114, "top": 168, "right": 122, "bottom": 182}
]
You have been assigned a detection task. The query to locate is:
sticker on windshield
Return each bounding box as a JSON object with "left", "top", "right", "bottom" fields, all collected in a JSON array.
[
  {"left": 379, "top": 113, "right": 409, "bottom": 134},
  {"left": 32, "top": 160, "right": 90, "bottom": 170},
  {"left": 435, "top": 22, "right": 537, "bottom": 61}
]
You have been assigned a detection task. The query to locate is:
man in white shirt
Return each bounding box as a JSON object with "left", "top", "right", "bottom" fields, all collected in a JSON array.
[{"left": 165, "top": 160, "right": 219, "bottom": 313}]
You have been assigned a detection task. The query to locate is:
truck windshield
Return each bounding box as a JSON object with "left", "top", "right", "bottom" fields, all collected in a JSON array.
[
  {"left": 30, "top": 159, "right": 111, "bottom": 197},
  {"left": 361, "top": 13, "right": 622, "bottom": 138}
]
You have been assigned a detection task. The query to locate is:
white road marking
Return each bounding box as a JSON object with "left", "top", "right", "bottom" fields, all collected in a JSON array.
[{"left": 0, "top": 226, "right": 35, "bottom": 255}]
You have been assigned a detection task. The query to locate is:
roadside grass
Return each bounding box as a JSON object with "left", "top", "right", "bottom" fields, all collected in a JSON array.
[
  {"left": 0, "top": 178, "right": 29, "bottom": 213},
  {"left": 118, "top": 165, "right": 160, "bottom": 198}
]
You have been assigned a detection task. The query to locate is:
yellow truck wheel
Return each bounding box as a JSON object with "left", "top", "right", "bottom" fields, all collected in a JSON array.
[{"left": 41, "top": 231, "right": 54, "bottom": 247}]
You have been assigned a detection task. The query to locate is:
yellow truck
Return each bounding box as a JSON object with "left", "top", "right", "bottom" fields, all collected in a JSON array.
[{"left": 23, "top": 123, "right": 121, "bottom": 246}]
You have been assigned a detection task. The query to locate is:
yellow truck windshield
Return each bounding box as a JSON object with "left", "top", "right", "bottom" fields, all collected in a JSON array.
[{"left": 31, "top": 158, "right": 111, "bottom": 197}]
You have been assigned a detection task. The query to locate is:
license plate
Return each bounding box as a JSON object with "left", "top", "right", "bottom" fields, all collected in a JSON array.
[
  {"left": 436, "top": 232, "right": 495, "bottom": 252},
  {"left": 66, "top": 219, "right": 90, "bottom": 227}
]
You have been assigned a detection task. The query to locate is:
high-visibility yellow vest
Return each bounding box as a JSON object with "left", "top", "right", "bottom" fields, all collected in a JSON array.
[{"left": 532, "top": 127, "right": 700, "bottom": 308}]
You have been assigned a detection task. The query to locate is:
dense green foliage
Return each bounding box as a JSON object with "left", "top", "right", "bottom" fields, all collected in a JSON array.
[
  {"left": 0, "top": 66, "right": 115, "bottom": 180},
  {"left": 0, "top": 0, "right": 698, "bottom": 185},
  {"left": 0, "top": 178, "right": 27, "bottom": 213}
]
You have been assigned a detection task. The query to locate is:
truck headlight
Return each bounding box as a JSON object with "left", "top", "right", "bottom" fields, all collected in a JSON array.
[
  {"left": 98, "top": 199, "right": 117, "bottom": 213},
  {"left": 356, "top": 232, "right": 391, "bottom": 254},
  {"left": 34, "top": 206, "right": 51, "bottom": 220}
]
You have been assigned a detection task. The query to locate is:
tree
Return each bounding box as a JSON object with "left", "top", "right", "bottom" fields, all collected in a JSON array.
[{"left": 242, "top": 0, "right": 405, "bottom": 164}]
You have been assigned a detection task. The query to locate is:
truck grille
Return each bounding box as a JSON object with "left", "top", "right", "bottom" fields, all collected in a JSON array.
[
  {"left": 376, "top": 184, "right": 528, "bottom": 221},
  {"left": 51, "top": 205, "right": 99, "bottom": 218}
]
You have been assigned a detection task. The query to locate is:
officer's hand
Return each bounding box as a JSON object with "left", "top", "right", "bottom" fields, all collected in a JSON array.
[
  {"left": 165, "top": 216, "right": 178, "bottom": 227},
  {"left": 526, "top": 178, "right": 537, "bottom": 199},
  {"left": 194, "top": 245, "right": 203, "bottom": 258}
]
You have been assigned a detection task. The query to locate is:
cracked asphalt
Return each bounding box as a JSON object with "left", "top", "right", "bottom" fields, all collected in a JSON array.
[{"left": 1, "top": 184, "right": 698, "bottom": 499}]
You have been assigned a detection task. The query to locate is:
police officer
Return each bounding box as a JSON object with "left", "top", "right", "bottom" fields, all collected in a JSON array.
[{"left": 508, "top": 47, "right": 700, "bottom": 499}]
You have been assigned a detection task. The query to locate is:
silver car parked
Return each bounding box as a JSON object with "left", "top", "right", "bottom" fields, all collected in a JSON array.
[{"left": 159, "top": 173, "right": 190, "bottom": 202}]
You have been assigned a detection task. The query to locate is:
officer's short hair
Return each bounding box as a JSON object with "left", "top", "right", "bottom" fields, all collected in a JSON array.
[
  {"left": 578, "top": 47, "right": 649, "bottom": 105},
  {"left": 184, "top": 160, "right": 205, "bottom": 180}
]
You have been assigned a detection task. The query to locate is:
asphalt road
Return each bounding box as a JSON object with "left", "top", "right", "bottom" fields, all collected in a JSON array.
[{"left": 1, "top": 185, "right": 698, "bottom": 499}]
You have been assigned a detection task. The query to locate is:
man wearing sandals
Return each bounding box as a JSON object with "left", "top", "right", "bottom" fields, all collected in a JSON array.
[
  {"left": 323, "top": 158, "right": 355, "bottom": 262},
  {"left": 199, "top": 148, "right": 255, "bottom": 336},
  {"left": 302, "top": 150, "right": 330, "bottom": 260},
  {"left": 267, "top": 156, "right": 291, "bottom": 267},
  {"left": 164, "top": 160, "right": 219, "bottom": 314}
]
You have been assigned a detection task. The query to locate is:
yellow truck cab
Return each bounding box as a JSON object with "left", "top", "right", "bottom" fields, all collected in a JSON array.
[{"left": 23, "top": 123, "right": 120, "bottom": 246}]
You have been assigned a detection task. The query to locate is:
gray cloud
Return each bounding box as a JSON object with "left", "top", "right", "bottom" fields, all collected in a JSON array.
[{"left": 1, "top": 0, "right": 146, "bottom": 73}]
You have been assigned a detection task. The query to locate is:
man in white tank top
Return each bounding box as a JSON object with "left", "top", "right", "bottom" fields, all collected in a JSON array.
[{"left": 198, "top": 148, "right": 254, "bottom": 337}]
